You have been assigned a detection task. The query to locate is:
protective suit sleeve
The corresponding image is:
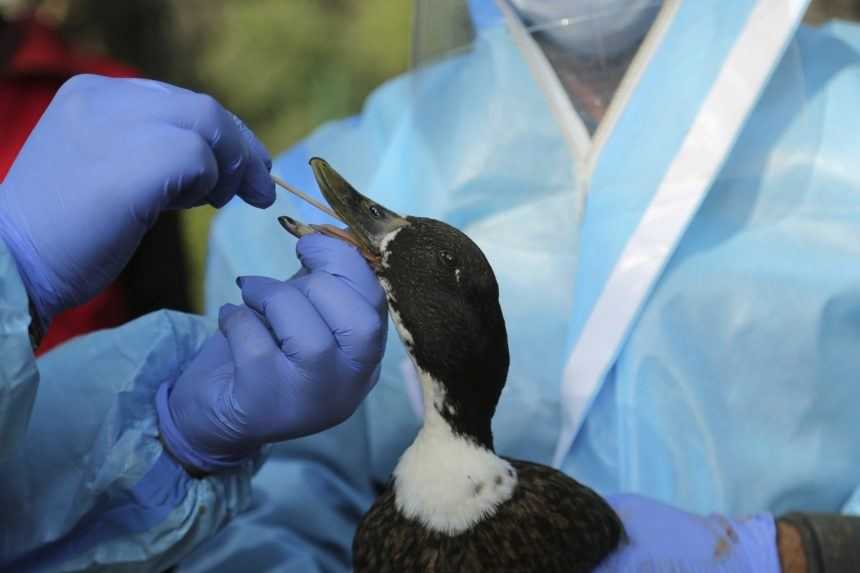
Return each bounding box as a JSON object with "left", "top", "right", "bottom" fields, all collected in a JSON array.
[
  {"left": 0, "top": 235, "right": 39, "bottom": 461},
  {"left": 0, "top": 310, "right": 259, "bottom": 572},
  {"left": 778, "top": 513, "right": 860, "bottom": 573}
]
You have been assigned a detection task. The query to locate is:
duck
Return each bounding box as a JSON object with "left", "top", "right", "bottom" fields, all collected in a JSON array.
[{"left": 279, "top": 157, "right": 623, "bottom": 573}]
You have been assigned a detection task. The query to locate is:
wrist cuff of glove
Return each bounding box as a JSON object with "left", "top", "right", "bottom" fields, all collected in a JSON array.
[
  {"left": 779, "top": 512, "right": 860, "bottom": 573},
  {"left": 155, "top": 382, "right": 251, "bottom": 475},
  {"left": 0, "top": 218, "right": 55, "bottom": 329}
]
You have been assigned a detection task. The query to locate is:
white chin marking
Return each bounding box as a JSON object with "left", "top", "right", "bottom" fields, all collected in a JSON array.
[
  {"left": 378, "top": 227, "right": 404, "bottom": 270},
  {"left": 379, "top": 276, "right": 414, "bottom": 348},
  {"left": 393, "top": 372, "right": 517, "bottom": 535}
]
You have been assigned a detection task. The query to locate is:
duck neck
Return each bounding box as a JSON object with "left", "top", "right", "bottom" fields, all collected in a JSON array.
[
  {"left": 393, "top": 367, "right": 518, "bottom": 534},
  {"left": 418, "top": 366, "right": 497, "bottom": 452}
]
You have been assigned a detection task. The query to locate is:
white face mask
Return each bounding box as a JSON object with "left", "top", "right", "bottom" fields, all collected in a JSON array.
[{"left": 509, "top": 0, "right": 663, "bottom": 59}]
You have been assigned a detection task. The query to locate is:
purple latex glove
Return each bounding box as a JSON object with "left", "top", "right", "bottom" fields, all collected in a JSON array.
[
  {"left": 0, "top": 74, "right": 275, "bottom": 328},
  {"left": 596, "top": 494, "right": 781, "bottom": 572},
  {"left": 157, "top": 234, "right": 388, "bottom": 473}
]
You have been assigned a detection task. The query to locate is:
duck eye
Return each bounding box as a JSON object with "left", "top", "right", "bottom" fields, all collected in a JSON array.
[
  {"left": 368, "top": 204, "right": 384, "bottom": 219},
  {"left": 439, "top": 250, "right": 457, "bottom": 267}
]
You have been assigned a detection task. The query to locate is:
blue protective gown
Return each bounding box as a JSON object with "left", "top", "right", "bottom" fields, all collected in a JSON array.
[
  {"left": 195, "top": 2, "right": 860, "bottom": 571},
  {"left": 0, "top": 237, "right": 259, "bottom": 571}
]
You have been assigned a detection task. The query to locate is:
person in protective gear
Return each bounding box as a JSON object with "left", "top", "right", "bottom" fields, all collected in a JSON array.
[
  {"left": 0, "top": 74, "right": 387, "bottom": 571},
  {"left": 199, "top": 0, "right": 860, "bottom": 571}
]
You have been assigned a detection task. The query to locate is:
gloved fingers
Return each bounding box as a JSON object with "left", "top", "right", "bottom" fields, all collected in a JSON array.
[
  {"left": 176, "top": 330, "right": 233, "bottom": 381},
  {"left": 32, "top": 76, "right": 218, "bottom": 214},
  {"left": 601, "top": 493, "right": 777, "bottom": 568},
  {"left": 54, "top": 73, "right": 159, "bottom": 101},
  {"left": 230, "top": 113, "right": 276, "bottom": 208},
  {"left": 230, "top": 113, "right": 272, "bottom": 170},
  {"left": 218, "top": 303, "right": 280, "bottom": 367},
  {"left": 161, "top": 90, "right": 274, "bottom": 209},
  {"left": 296, "top": 234, "right": 386, "bottom": 311},
  {"left": 55, "top": 75, "right": 186, "bottom": 126},
  {"left": 93, "top": 77, "right": 244, "bottom": 208},
  {"left": 218, "top": 302, "right": 243, "bottom": 324},
  {"left": 196, "top": 329, "right": 233, "bottom": 365},
  {"left": 130, "top": 124, "right": 219, "bottom": 213},
  {"left": 61, "top": 76, "right": 274, "bottom": 210},
  {"left": 290, "top": 272, "right": 387, "bottom": 368},
  {"left": 605, "top": 493, "right": 656, "bottom": 514},
  {"left": 171, "top": 92, "right": 249, "bottom": 209},
  {"left": 288, "top": 267, "right": 310, "bottom": 281},
  {"left": 237, "top": 276, "right": 337, "bottom": 368}
]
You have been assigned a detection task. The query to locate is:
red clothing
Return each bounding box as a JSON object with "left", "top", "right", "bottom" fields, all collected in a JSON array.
[{"left": 1, "top": 17, "right": 137, "bottom": 353}]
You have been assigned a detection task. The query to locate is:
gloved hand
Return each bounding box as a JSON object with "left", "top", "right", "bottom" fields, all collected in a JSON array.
[
  {"left": 0, "top": 74, "right": 275, "bottom": 328},
  {"left": 596, "top": 494, "right": 781, "bottom": 572},
  {"left": 156, "top": 234, "right": 388, "bottom": 473}
]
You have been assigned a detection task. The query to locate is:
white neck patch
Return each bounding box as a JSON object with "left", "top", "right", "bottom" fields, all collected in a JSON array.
[
  {"left": 378, "top": 227, "right": 404, "bottom": 270},
  {"left": 378, "top": 227, "right": 416, "bottom": 348},
  {"left": 392, "top": 370, "right": 517, "bottom": 535},
  {"left": 379, "top": 276, "right": 413, "bottom": 348}
]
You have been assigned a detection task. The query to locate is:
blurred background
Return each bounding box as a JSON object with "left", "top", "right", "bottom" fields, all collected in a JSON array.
[{"left": 1, "top": 0, "right": 858, "bottom": 313}]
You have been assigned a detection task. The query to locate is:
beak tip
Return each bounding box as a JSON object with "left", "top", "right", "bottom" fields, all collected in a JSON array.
[{"left": 278, "top": 215, "right": 294, "bottom": 231}]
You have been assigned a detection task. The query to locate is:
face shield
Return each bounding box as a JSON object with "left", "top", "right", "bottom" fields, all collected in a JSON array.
[
  {"left": 412, "top": 0, "right": 662, "bottom": 134},
  {"left": 404, "top": 0, "right": 671, "bottom": 239}
]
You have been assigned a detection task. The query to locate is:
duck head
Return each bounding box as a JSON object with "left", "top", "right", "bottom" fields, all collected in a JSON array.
[{"left": 305, "top": 158, "right": 510, "bottom": 450}]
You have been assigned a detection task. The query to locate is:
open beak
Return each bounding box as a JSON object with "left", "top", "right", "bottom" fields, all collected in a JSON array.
[
  {"left": 277, "top": 158, "right": 409, "bottom": 267},
  {"left": 306, "top": 157, "right": 409, "bottom": 259}
]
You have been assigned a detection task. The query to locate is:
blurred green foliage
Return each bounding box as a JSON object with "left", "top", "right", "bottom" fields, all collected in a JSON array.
[{"left": 196, "top": 1, "right": 411, "bottom": 153}]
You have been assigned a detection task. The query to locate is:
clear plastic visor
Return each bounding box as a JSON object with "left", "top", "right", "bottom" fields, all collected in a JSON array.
[{"left": 412, "top": 0, "right": 663, "bottom": 133}]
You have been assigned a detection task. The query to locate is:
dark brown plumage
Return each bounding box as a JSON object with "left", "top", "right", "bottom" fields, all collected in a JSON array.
[{"left": 353, "top": 460, "right": 624, "bottom": 572}]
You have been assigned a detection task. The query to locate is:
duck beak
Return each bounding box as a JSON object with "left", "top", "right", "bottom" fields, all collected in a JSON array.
[{"left": 308, "top": 157, "right": 409, "bottom": 258}]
